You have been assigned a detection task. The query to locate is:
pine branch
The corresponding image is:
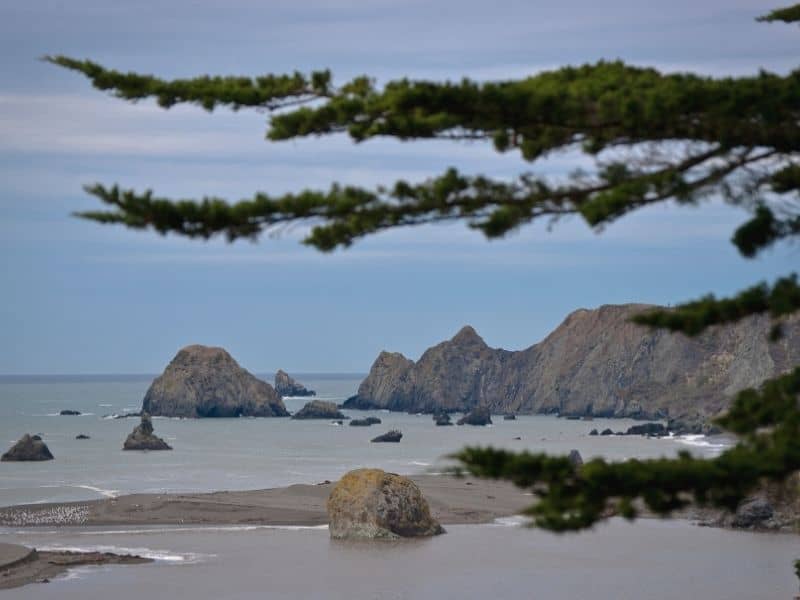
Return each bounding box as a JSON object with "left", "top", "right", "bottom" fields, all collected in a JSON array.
[{"left": 758, "top": 4, "right": 800, "bottom": 23}]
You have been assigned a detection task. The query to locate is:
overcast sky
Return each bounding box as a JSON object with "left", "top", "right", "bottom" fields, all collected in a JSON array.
[{"left": 1, "top": 0, "right": 797, "bottom": 374}]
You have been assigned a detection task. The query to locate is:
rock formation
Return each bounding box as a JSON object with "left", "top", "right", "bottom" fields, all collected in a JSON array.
[
  {"left": 1, "top": 435, "right": 54, "bottom": 461},
  {"left": 350, "top": 416, "right": 382, "bottom": 426},
  {"left": 75, "top": 434, "right": 90, "bottom": 440},
  {"left": 344, "top": 305, "right": 800, "bottom": 422},
  {"left": 434, "top": 413, "right": 453, "bottom": 426},
  {"left": 142, "top": 345, "right": 288, "bottom": 418},
  {"left": 59, "top": 410, "right": 81, "bottom": 416},
  {"left": 371, "top": 430, "right": 403, "bottom": 443},
  {"left": 123, "top": 413, "right": 172, "bottom": 450},
  {"left": 291, "top": 400, "right": 346, "bottom": 420},
  {"left": 327, "top": 468, "right": 445, "bottom": 539},
  {"left": 457, "top": 406, "right": 492, "bottom": 426},
  {"left": 274, "top": 370, "right": 316, "bottom": 397},
  {"left": 568, "top": 449, "right": 584, "bottom": 467},
  {"left": 624, "top": 423, "right": 667, "bottom": 437}
]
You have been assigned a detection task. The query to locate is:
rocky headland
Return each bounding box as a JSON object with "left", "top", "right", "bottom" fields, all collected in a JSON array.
[
  {"left": 142, "top": 345, "right": 288, "bottom": 418},
  {"left": 274, "top": 369, "right": 316, "bottom": 397},
  {"left": 344, "top": 304, "right": 800, "bottom": 424}
]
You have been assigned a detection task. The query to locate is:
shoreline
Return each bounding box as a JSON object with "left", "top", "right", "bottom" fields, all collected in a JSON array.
[{"left": 0, "top": 474, "right": 530, "bottom": 528}]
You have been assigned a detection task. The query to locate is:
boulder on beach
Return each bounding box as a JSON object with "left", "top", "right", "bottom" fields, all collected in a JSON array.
[
  {"left": 123, "top": 413, "right": 172, "bottom": 451},
  {"left": 327, "top": 468, "right": 445, "bottom": 539},
  {"left": 142, "top": 345, "right": 288, "bottom": 418},
  {"left": 1, "top": 434, "right": 54, "bottom": 461},
  {"left": 350, "top": 417, "right": 382, "bottom": 426},
  {"left": 291, "top": 400, "right": 347, "bottom": 420},
  {"left": 371, "top": 430, "right": 402, "bottom": 443},
  {"left": 457, "top": 407, "right": 492, "bottom": 426},
  {"left": 59, "top": 410, "right": 81, "bottom": 416},
  {"left": 274, "top": 369, "right": 316, "bottom": 398},
  {"left": 434, "top": 413, "right": 453, "bottom": 426}
]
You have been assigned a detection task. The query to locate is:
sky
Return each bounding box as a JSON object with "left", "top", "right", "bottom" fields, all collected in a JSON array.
[{"left": 0, "top": 0, "right": 798, "bottom": 375}]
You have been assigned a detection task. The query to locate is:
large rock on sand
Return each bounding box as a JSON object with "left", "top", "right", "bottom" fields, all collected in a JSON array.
[
  {"left": 123, "top": 413, "right": 172, "bottom": 451},
  {"left": 143, "top": 345, "right": 288, "bottom": 418},
  {"left": 274, "top": 370, "right": 316, "bottom": 397},
  {"left": 327, "top": 468, "right": 445, "bottom": 539},
  {"left": 1, "top": 434, "right": 54, "bottom": 461},
  {"left": 291, "top": 400, "right": 346, "bottom": 420}
]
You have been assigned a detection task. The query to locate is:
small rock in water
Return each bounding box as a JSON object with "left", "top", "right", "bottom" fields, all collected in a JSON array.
[
  {"left": 1, "top": 434, "right": 54, "bottom": 461},
  {"left": 371, "top": 429, "right": 402, "bottom": 443},
  {"left": 123, "top": 413, "right": 172, "bottom": 451},
  {"left": 568, "top": 449, "right": 584, "bottom": 467},
  {"left": 75, "top": 434, "right": 90, "bottom": 440},
  {"left": 457, "top": 407, "right": 492, "bottom": 426},
  {"left": 60, "top": 410, "right": 81, "bottom": 416},
  {"left": 589, "top": 429, "right": 599, "bottom": 436}
]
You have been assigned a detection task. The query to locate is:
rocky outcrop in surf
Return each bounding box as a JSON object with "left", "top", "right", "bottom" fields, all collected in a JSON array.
[
  {"left": 1, "top": 435, "right": 54, "bottom": 462},
  {"left": 123, "top": 413, "right": 172, "bottom": 450},
  {"left": 274, "top": 370, "right": 316, "bottom": 397},
  {"left": 142, "top": 345, "right": 288, "bottom": 418},
  {"left": 327, "top": 468, "right": 444, "bottom": 539},
  {"left": 291, "top": 400, "right": 346, "bottom": 420},
  {"left": 344, "top": 305, "right": 800, "bottom": 421}
]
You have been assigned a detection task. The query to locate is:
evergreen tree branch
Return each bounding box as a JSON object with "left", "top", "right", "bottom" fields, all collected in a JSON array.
[{"left": 758, "top": 4, "right": 800, "bottom": 23}]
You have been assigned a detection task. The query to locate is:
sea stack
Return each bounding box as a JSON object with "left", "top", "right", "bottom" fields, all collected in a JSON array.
[
  {"left": 123, "top": 413, "right": 172, "bottom": 450},
  {"left": 142, "top": 345, "right": 288, "bottom": 418},
  {"left": 1, "top": 434, "right": 54, "bottom": 461},
  {"left": 327, "top": 468, "right": 444, "bottom": 539},
  {"left": 274, "top": 370, "right": 316, "bottom": 397}
]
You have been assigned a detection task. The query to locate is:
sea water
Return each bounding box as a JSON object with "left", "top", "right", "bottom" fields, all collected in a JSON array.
[{"left": 1, "top": 375, "right": 795, "bottom": 599}]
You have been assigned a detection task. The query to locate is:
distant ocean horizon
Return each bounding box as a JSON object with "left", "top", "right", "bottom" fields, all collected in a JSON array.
[{"left": 0, "top": 373, "right": 368, "bottom": 384}]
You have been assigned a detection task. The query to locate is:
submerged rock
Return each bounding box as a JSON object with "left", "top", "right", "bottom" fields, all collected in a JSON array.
[
  {"left": 503, "top": 414, "right": 516, "bottom": 420},
  {"left": 291, "top": 400, "right": 347, "bottom": 420},
  {"left": 327, "top": 468, "right": 445, "bottom": 539},
  {"left": 457, "top": 407, "right": 492, "bottom": 426},
  {"left": 75, "top": 434, "right": 90, "bottom": 440},
  {"left": 371, "top": 430, "right": 402, "bottom": 443},
  {"left": 274, "top": 369, "right": 316, "bottom": 397},
  {"left": 59, "top": 410, "right": 81, "bottom": 416},
  {"left": 142, "top": 345, "right": 288, "bottom": 418},
  {"left": 1, "top": 434, "right": 54, "bottom": 461},
  {"left": 350, "top": 416, "right": 382, "bottom": 426},
  {"left": 123, "top": 413, "right": 172, "bottom": 451}
]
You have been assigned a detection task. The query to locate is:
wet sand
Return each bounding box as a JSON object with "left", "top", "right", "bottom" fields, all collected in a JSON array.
[
  {"left": 0, "top": 475, "right": 530, "bottom": 528},
  {"left": 0, "top": 543, "right": 151, "bottom": 590}
]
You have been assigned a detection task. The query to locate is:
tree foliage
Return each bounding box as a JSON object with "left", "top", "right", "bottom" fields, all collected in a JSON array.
[{"left": 50, "top": 4, "right": 800, "bottom": 575}]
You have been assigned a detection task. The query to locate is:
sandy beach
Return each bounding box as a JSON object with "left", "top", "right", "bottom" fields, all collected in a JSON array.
[{"left": 0, "top": 474, "right": 529, "bottom": 528}]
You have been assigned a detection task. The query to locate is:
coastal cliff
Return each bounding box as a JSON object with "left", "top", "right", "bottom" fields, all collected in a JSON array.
[
  {"left": 344, "top": 304, "right": 800, "bottom": 419},
  {"left": 143, "top": 345, "right": 288, "bottom": 418}
]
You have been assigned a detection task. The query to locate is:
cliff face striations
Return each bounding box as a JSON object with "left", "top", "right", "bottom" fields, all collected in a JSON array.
[
  {"left": 344, "top": 305, "right": 800, "bottom": 419},
  {"left": 142, "top": 345, "right": 288, "bottom": 418}
]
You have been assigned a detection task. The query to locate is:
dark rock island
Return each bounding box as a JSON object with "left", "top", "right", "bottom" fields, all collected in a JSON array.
[
  {"left": 142, "top": 345, "right": 288, "bottom": 418},
  {"left": 274, "top": 370, "right": 316, "bottom": 397},
  {"left": 123, "top": 413, "right": 172, "bottom": 451},
  {"left": 344, "top": 305, "right": 800, "bottom": 424},
  {"left": 1, "top": 435, "right": 54, "bottom": 462},
  {"left": 291, "top": 400, "right": 346, "bottom": 420}
]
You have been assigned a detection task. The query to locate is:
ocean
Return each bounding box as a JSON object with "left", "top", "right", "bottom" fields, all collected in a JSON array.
[{"left": 0, "top": 375, "right": 796, "bottom": 599}]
